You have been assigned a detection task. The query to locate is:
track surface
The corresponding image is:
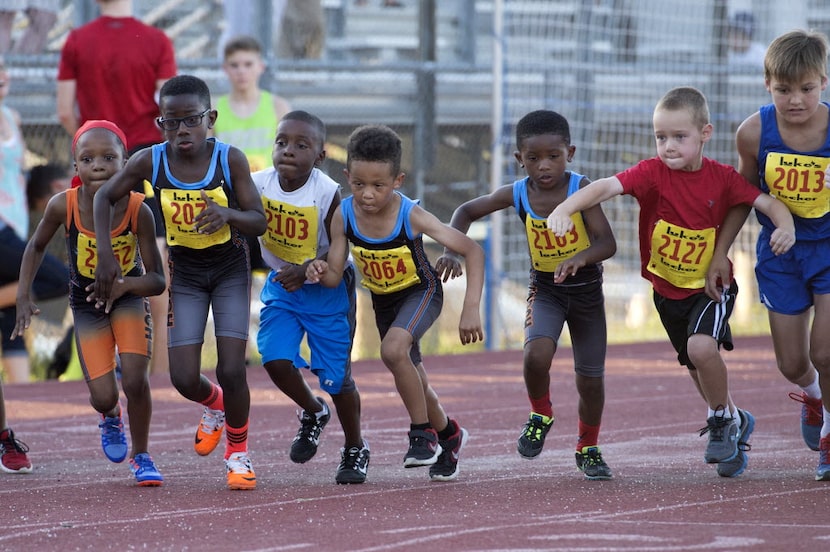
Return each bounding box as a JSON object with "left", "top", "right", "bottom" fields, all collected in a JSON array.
[{"left": 2, "top": 335, "right": 829, "bottom": 551}]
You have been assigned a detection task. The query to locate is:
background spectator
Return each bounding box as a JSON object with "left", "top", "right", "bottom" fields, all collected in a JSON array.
[
  {"left": 727, "top": 11, "right": 767, "bottom": 68},
  {"left": 0, "top": 0, "right": 59, "bottom": 55}
]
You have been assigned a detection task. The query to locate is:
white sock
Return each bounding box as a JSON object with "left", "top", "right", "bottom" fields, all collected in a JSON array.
[{"left": 801, "top": 377, "right": 822, "bottom": 400}]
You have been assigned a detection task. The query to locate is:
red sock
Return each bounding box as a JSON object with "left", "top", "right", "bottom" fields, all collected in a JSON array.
[
  {"left": 577, "top": 419, "right": 600, "bottom": 451},
  {"left": 200, "top": 382, "right": 224, "bottom": 411},
  {"left": 225, "top": 420, "right": 248, "bottom": 459},
  {"left": 529, "top": 392, "right": 553, "bottom": 419}
]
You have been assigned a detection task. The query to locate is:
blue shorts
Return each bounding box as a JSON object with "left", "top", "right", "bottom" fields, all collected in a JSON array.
[
  {"left": 372, "top": 281, "right": 443, "bottom": 366},
  {"left": 168, "top": 251, "right": 251, "bottom": 347},
  {"left": 257, "top": 266, "right": 357, "bottom": 394},
  {"left": 756, "top": 229, "right": 830, "bottom": 315}
]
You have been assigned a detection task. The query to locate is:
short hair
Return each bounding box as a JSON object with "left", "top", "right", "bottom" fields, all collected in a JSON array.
[
  {"left": 223, "top": 35, "right": 263, "bottom": 59},
  {"left": 159, "top": 75, "right": 212, "bottom": 109},
  {"left": 515, "top": 110, "right": 571, "bottom": 149},
  {"left": 655, "top": 86, "right": 710, "bottom": 129},
  {"left": 764, "top": 30, "right": 829, "bottom": 83},
  {"left": 27, "top": 163, "right": 68, "bottom": 210},
  {"left": 729, "top": 11, "right": 755, "bottom": 39},
  {"left": 346, "top": 124, "right": 402, "bottom": 176},
  {"left": 281, "top": 110, "right": 326, "bottom": 144}
]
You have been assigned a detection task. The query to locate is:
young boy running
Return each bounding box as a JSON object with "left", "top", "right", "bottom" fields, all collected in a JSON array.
[
  {"left": 14, "top": 120, "right": 166, "bottom": 485},
  {"left": 548, "top": 87, "right": 796, "bottom": 478},
  {"left": 253, "top": 110, "right": 368, "bottom": 484},
  {"left": 92, "top": 76, "right": 267, "bottom": 490},
  {"left": 435, "top": 110, "right": 617, "bottom": 479},
  {"left": 306, "top": 124, "right": 484, "bottom": 481},
  {"left": 734, "top": 30, "right": 830, "bottom": 480}
]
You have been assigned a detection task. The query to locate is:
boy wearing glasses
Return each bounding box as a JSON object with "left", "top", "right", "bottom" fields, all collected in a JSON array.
[{"left": 92, "top": 75, "right": 267, "bottom": 490}]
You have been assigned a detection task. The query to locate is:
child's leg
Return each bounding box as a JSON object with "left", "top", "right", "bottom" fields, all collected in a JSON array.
[
  {"left": 380, "top": 327, "right": 428, "bottom": 424},
  {"left": 331, "top": 389, "right": 362, "bottom": 446},
  {"left": 768, "top": 310, "right": 815, "bottom": 387},
  {"left": 809, "top": 296, "right": 830, "bottom": 436},
  {"left": 87, "top": 372, "right": 121, "bottom": 416},
  {"left": 168, "top": 344, "right": 213, "bottom": 401},
  {"left": 686, "top": 334, "right": 732, "bottom": 411},
  {"left": 413, "top": 361, "right": 448, "bottom": 431},
  {"left": 215, "top": 336, "right": 250, "bottom": 452},
  {"left": 264, "top": 359, "right": 321, "bottom": 413},
  {"left": 524, "top": 338, "right": 555, "bottom": 417},
  {"left": 118, "top": 352, "right": 152, "bottom": 455}
]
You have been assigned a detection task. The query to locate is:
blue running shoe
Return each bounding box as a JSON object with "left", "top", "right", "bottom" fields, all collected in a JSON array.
[
  {"left": 789, "top": 392, "right": 823, "bottom": 451},
  {"left": 817, "top": 436, "right": 830, "bottom": 481},
  {"left": 129, "top": 453, "right": 164, "bottom": 487},
  {"left": 717, "top": 409, "right": 755, "bottom": 478},
  {"left": 99, "top": 414, "right": 128, "bottom": 463}
]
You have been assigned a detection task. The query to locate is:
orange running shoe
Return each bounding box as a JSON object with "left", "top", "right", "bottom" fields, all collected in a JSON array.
[
  {"left": 225, "top": 452, "right": 256, "bottom": 490},
  {"left": 194, "top": 407, "right": 225, "bottom": 456}
]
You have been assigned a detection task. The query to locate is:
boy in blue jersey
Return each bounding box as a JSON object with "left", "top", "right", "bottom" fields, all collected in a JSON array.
[
  {"left": 306, "top": 124, "right": 484, "bottom": 481},
  {"left": 253, "top": 110, "right": 368, "bottom": 484},
  {"left": 92, "top": 75, "right": 267, "bottom": 490},
  {"left": 729, "top": 30, "right": 830, "bottom": 480},
  {"left": 436, "top": 110, "right": 617, "bottom": 479}
]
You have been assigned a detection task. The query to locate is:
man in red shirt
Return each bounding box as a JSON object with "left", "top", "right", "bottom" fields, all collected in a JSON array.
[{"left": 57, "top": 0, "right": 177, "bottom": 375}]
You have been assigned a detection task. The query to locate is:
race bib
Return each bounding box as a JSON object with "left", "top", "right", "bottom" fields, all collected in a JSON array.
[
  {"left": 647, "top": 219, "right": 715, "bottom": 289},
  {"left": 160, "top": 188, "right": 231, "bottom": 249},
  {"left": 352, "top": 244, "right": 420, "bottom": 294},
  {"left": 764, "top": 153, "right": 830, "bottom": 218},
  {"left": 76, "top": 233, "right": 137, "bottom": 279},
  {"left": 525, "top": 214, "right": 590, "bottom": 272},
  {"left": 261, "top": 198, "right": 318, "bottom": 265}
]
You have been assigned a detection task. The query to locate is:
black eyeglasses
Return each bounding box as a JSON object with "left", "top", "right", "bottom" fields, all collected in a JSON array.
[{"left": 156, "top": 109, "right": 211, "bottom": 131}]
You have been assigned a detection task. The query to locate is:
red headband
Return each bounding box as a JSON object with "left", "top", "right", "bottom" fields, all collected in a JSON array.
[{"left": 72, "top": 120, "right": 128, "bottom": 155}]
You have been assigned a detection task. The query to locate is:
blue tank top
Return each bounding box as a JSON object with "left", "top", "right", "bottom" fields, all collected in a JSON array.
[
  {"left": 341, "top": 192, "right": 439, "bottom": 296},
  {"left": 757, "top": 102, "right": 830, "bottom": 240},
  {"left": 512, "top": 172, "right": 602, "bottom": 285}
]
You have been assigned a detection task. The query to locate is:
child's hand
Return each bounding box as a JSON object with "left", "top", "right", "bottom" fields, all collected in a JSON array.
[
  {"left": 93, "top": 252, "right": 124, "bottom": 307},
  {"left": 11, "top": 300, "right": 40, "bottom": 340},
  {"left": 704, "top": 253, "right": 731, "bottom": 302},
  {"left": 553, "top": 257, "right": 585, "bottom": 283},
  {"left": 434, "top": 252, "right": 463, "bottom": 282},
  {"left": 194, "top": 190, "right": 230, "bottom": 234},
  {"left": 769, "top": 227, "right": 795, "bottom": 255},
  {"left": 458, "top": 307, "right": 483, "bottom": 345},
  {"left": 547, "top": 208, "right": 574, "bottom": 237},
  {"left": 274, "top": 264, "right": 307, "bottom": 292},
  {"left": 86, "top": 279, "right": 127, "bottom": 313},
  {"left": 305, "top": 259, "right": 328, "bottom": 283}
]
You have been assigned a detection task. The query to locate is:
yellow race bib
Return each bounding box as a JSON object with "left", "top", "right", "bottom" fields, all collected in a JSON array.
[
  {"left": 525, "top": 214, "right": 590, "bottom": 272},
  {"left": 261, "top": 198, "right": 318, "bottom": 265},
  {"left": 764, "top": 153, "right": 830, "bottom": 218},
  {"left": 76, "top": 233, "right": 138, "bottom": 279},
  {"left": 352, "top": 244, "right": 420, "bottom": 294},
  {"left": 159, "top": 187, "right": 231, "bottom": 249},
  {"left": 647, "top": 220, "right": 715, "bottom": 289}
]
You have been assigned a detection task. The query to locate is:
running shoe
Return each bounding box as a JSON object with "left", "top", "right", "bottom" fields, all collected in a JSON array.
[
  {"left": 817, "top": 436, "right": 830, "bottom": 482},
  {"left": 430, "top": 421, "right": 469, "bottom": 482},
  {"left": 717, "top": 409, "right": 755, "bottom": 478},
  {"left": 517, "top": 412, "right": 554, "bottom": 459},
  {"left": 226, "top": 452, "right": 256, "bottom": 490},
  {"left": 335, "top": 440, "right": 370, "bottom": 484},
  {"left": 129, "top": 453, "right": 164, "bottom": 487},
  {"left": 290, "top": 397, "right": 330, "bottom": 463},
  {"left": 0, "top": 428, "right": 33, "bottom": 474},
  {"left": 575, "top": 446, "right": 613, "bottom": 480},
  {"left": 789, "top": 392, "right": 823, "bottom": 451},
  {"left": 699, "top": 409, "right": 738, "bottom": 463},
  {"left": 99, "top": 414, "right": 128, "bottom": 463},
  {"left": 194, "top": 407, "right": 225, "bottom": 456},
  {"left": 403, "top": 428, "right": 441, "bottom": 467}
]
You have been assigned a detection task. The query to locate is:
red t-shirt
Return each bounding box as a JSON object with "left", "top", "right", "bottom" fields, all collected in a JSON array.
[
  {"left": 617, "top": 157, "right": 761, "bottom": 299},
  {"left": 58, "top": 16, "right": 177, "bottom": 150}
]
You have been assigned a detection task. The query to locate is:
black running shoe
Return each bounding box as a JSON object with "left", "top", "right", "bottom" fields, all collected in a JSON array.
[
  {"left": 403, "top": 428, "right": 441, "bottom": 467},
  {"left": 517, "top": 412, "right": 554, "bottom": 459},
  {"left": 575, "top": 446, "right": 613, "bottom": 480},
  {"left": 336, "top": 440, "right": 370, "bottom": 484},
  {"left": 430, "top": 421, "right": 469, "bottom": 482},
  {"left": 290, "top": 397, "right": 331, "bottom": 463}
]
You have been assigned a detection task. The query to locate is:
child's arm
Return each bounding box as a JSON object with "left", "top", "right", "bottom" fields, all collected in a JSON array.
[
  {"left": 306, "top": 204, "right": 348, "bottom": 287},
  {"left": 554, "top": 201, "right": 617, "bottom": 283},
  {"left": 435, "top": 185, "right": 513, "bottom": 282},
  {"left": 547, "top": 176, "right": 623, "bottom": 236},
  {"left": 92, "top": 150, "right": 153, "bottom": 303},
  {"left": 706, "top": 205, "right": 751, "bottom": 300},
  {"left": 92, "top": 203, "right": 167, "bottom": 309},
  {"left": 12, "top": 193, "right": 67, "bottom": 338},
  {"left": 753, "top": 194, "right": 795, "bottom": 255},
  {"left": 411, "top": 205, "right": 484, "bottom": 345},
  {"left": 194, "top": 147, "right": 267, "bottom": 237}
]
